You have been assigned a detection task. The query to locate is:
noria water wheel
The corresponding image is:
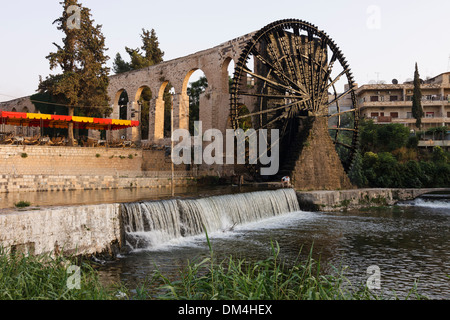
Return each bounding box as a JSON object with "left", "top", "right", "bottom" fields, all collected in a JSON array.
[{"left": 230, "top": 19, "right": 359, "bottom": 189}]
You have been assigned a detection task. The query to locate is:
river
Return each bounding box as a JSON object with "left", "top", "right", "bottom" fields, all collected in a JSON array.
[{"left": 97, "top": 190, "right": 450, "bottom": 300}]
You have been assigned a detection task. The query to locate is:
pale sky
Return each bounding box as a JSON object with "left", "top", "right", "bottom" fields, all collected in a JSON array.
[{"left": 1, "top": 0, "right": 450, "bottom": 102}]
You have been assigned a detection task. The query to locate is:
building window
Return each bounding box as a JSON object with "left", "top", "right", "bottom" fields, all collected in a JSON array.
[
  {"left": 447, "top": 112, "right": 450, "bottom": 118},
  {"left": 426, "top": 112, "right": 434, "bottom": 118},
  {"left": 370, "top": 96, "right": 379, "bottom": 102},
  {"left": 390, "top": 112, "right": 399, "bottom": 118},
  {"left": 390, "top": 96, "right": 398, "bottom": 101},
  {"left": 407, "top": 112, "right": 413, "bottom": 119},
  {"left": 371, "top": 112, "right": 379, "bottom": 118}
]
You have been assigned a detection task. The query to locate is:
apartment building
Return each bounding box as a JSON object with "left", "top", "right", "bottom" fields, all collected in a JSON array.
[{"left": 356, "top": 72, "right": 450, "bottom": 131}]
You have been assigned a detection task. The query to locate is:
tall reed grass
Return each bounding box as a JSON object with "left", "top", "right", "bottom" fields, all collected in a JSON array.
[
  {"left": 0, "top": 247, "right": 121, "bottom": 300},
  {"left": 153, "top": 235, "right": 378, "bottom": 300},
  {"left": 0, "top": 237, "right": 426, "bottom": 300}
]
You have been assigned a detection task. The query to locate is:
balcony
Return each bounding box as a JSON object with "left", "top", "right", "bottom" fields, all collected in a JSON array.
[
  {"left": 360, "top": 95, "right": 450, "bottom": 108},
  {"left": 418, "top": 140, "right": 450, "bottom": 148},
  {"left": 366, "top": 116, "right": 449, "bottom": 125}
]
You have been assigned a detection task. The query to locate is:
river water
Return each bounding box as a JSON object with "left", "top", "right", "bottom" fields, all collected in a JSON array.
[{"left": 97, "top": 190, "right": 450, "bottom": 300}]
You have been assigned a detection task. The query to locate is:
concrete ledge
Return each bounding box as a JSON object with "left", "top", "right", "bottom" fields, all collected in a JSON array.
[
  {"left": 296, "top": 188, "right": 450, "bottom": 212},
  {"left": 0, "top": 203, "right": 124, "bottom": 257}
]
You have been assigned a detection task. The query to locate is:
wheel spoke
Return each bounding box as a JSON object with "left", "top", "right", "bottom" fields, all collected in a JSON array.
[
  {"left": 327, "top": 88, "right": 353, "bottom": 107},
  {"left": 237, "top": 91, "right": 306, "bottom": 100},
  {"left": 329, "top": 127, "right": 357, "bottom": 132},
  {"left": 328, "top": 108, "right": 356, "bottom": 118},
  {"left": 234, "top": 98, "right": 310, "bottom": 120},
  {"left": 252, "top": 48, "right": 308, "bottom": 95},
  {"left": 241, "top": 67, "right": 308, "bottom": 97}
]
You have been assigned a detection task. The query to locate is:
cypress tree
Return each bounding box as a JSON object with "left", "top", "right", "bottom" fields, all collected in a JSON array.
[
  {"left": 37, "top": 0, "right": 111, "bottom": 145},
  {"left": 412, "top": 63, "right": 424, "bottom": 129}
]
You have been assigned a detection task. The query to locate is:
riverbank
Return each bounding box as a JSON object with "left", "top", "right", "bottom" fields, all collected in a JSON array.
[
  {"left": 0, "top": 187, "right": 448, "bottom": 257},
  {"left": 295, "top": 188, "right": 450, "bottom": 212}
]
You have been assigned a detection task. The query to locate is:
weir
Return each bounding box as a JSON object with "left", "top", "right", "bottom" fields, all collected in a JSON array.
[{"left": 121, "top": 188, "right": 300, "bottom": 250}]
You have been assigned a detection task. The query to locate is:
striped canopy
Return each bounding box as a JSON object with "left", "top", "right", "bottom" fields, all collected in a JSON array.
[{"left": 0, "top": 111, "right": 139, "bottom": 130}]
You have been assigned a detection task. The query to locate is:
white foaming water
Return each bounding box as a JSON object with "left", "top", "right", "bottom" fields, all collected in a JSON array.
[
  {"left": 408, "top": 198, "right": 450, "bottom": 209},
  {"left": 121, "top": 189, "right": 302, "bottom": 250}
]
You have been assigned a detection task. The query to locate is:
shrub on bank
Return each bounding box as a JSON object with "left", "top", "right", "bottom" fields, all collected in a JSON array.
[{"left": 349, "top": 120, "right": 450, "bottom": 188}]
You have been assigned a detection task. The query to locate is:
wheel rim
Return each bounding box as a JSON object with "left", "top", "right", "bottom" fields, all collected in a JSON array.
[{"left": 230, "top": 19, "right": 359, "bottom": 177}]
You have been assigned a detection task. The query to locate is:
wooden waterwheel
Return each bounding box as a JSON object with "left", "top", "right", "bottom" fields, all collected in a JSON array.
[{"left": 230, "top": 19, "right": 359, "bottom": 189}]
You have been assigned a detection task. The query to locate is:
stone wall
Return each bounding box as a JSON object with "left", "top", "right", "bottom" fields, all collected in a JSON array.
[
  {"left": 0, "top": 203, "right": 123, "bottom": 256},
  {"left": 0, "top": 145, "right": 194, "bottom": 193},
  {"left": 296, "top": 188, "right": 450, "bottom": 212},
  {"left": 0, "top": 145, "right": 142, "bottom": 176}
]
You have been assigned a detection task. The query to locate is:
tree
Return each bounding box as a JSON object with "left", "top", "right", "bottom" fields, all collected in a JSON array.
[
  {"left": 412, "top": 63, "right": 424, "bottom": 129},
  {"left": 187, "top": 76, "right": 208, "bottom": 134},
  {"left": 113, "top": 28, "right": 164, "bottom": 74},
  {"left": 112, "top": 53, "right": 132, "bottom": 74},
  {"left": 37, "top": 0, "right": 111, "bottom": 145}
]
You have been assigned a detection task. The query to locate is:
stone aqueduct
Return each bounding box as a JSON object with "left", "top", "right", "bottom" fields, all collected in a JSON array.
[{"left": 108, "top": 32, "right": 255, "bottom": 144}]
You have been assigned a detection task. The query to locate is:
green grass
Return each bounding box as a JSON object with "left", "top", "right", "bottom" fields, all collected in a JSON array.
[
  {"left": 0, "top": 248, "right": 122, "bottom": 300},
  {"left": 152, "top": 242, "right": 376, "bottom": 300},
  {"left": 0, "top": 236, "right": 428, "bottom": 300}
]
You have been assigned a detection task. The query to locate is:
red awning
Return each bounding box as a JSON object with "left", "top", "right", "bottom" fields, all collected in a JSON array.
[{"left": 0, "top": 111, "right": 139, "bottom": 131}]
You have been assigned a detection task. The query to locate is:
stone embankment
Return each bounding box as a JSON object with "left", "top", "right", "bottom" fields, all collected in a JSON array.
[
  {"left": 296, "top": 188, "right": 450, "bottom": 212},
  {"left": 0, "top": 188, "right": 448, "bottom": 257},
  {"left": 0, "top": 203, "right": 124, "bottom": 257}
]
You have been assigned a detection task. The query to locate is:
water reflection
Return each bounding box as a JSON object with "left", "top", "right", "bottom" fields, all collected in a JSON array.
[{"left": 0, "top": 184, "right": 272, "bottom": 210}]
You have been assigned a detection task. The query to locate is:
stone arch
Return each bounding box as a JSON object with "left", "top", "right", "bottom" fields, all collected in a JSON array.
[
  {"left": 113, "top": 89, "right": 129, "bottom": 120},
  {"left": 152, "top": 81, "right": 174, "bottom": 140},
  {"left": 111, "top": 89, "right": 130, "bottom": 141},
  {"left": 221, "top": 57, "right": 235, "bottom": 94},
  {"left": 21, "top": 106, "right": 29, "bottom": 113},
  {"left": 183, "top": 68, "right": 209, "bottom": 134},
  {"left": 134, "top": 85, "right": 153, "bottom": 141}
]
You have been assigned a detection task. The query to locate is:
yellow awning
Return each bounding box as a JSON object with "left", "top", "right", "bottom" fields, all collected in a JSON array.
[
  {"left": 72, "top": 116, "right": 94, "bottom": 123},
  {"left": 27, "top": 113, "right": 52, "bottom": 120}
]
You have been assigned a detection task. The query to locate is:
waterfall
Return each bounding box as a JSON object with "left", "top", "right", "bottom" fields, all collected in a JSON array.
[{"left": 121, "top": 188, "right": 300, "bottom": 250}]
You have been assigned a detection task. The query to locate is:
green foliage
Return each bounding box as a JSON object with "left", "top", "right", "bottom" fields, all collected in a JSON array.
[
  {"left": 359, "top": 119, "right": 410, "bottom": 153},
  {"left": 348, "top": 151, "right": 367, "bottom": 187},
  {"left": 432, "top": 146, "right": 448, "bottom": 163},
  {"left": 14, "top": 201, "right": 31, "bottom": 208},
  {"left": 187, "top": 76, "right": 208, "bottom": 134},
  {"left": 113, "top": 28, "right": 164, "bottom": 74},
  {"left": 39, "top": 0, "right": 111, "bottom": 114},
  {"left": 355, "top": 118, "right": 450, "bottom": 188},
  {"left": 360, "top": 151, "right": 450, "bottom": 188},
  {"left": 426, "top": 126, "right": 448, "bottom": 140},
  {"left": 37, "top": 0, "right": 111, "bottom": 145},
  {"left": 406, "top": 135, "right": 419, "bottom": 149},
  {"left": 112, "top": 53, "right": 132, "bottom": 74},
  {"left": 0, "top": 248, "right": 120, "bottom": 300}
]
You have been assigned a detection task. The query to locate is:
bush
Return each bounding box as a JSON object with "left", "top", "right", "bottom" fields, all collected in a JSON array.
[{"left": 14, "top": 201, "right": 31, "bottom": 208}]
